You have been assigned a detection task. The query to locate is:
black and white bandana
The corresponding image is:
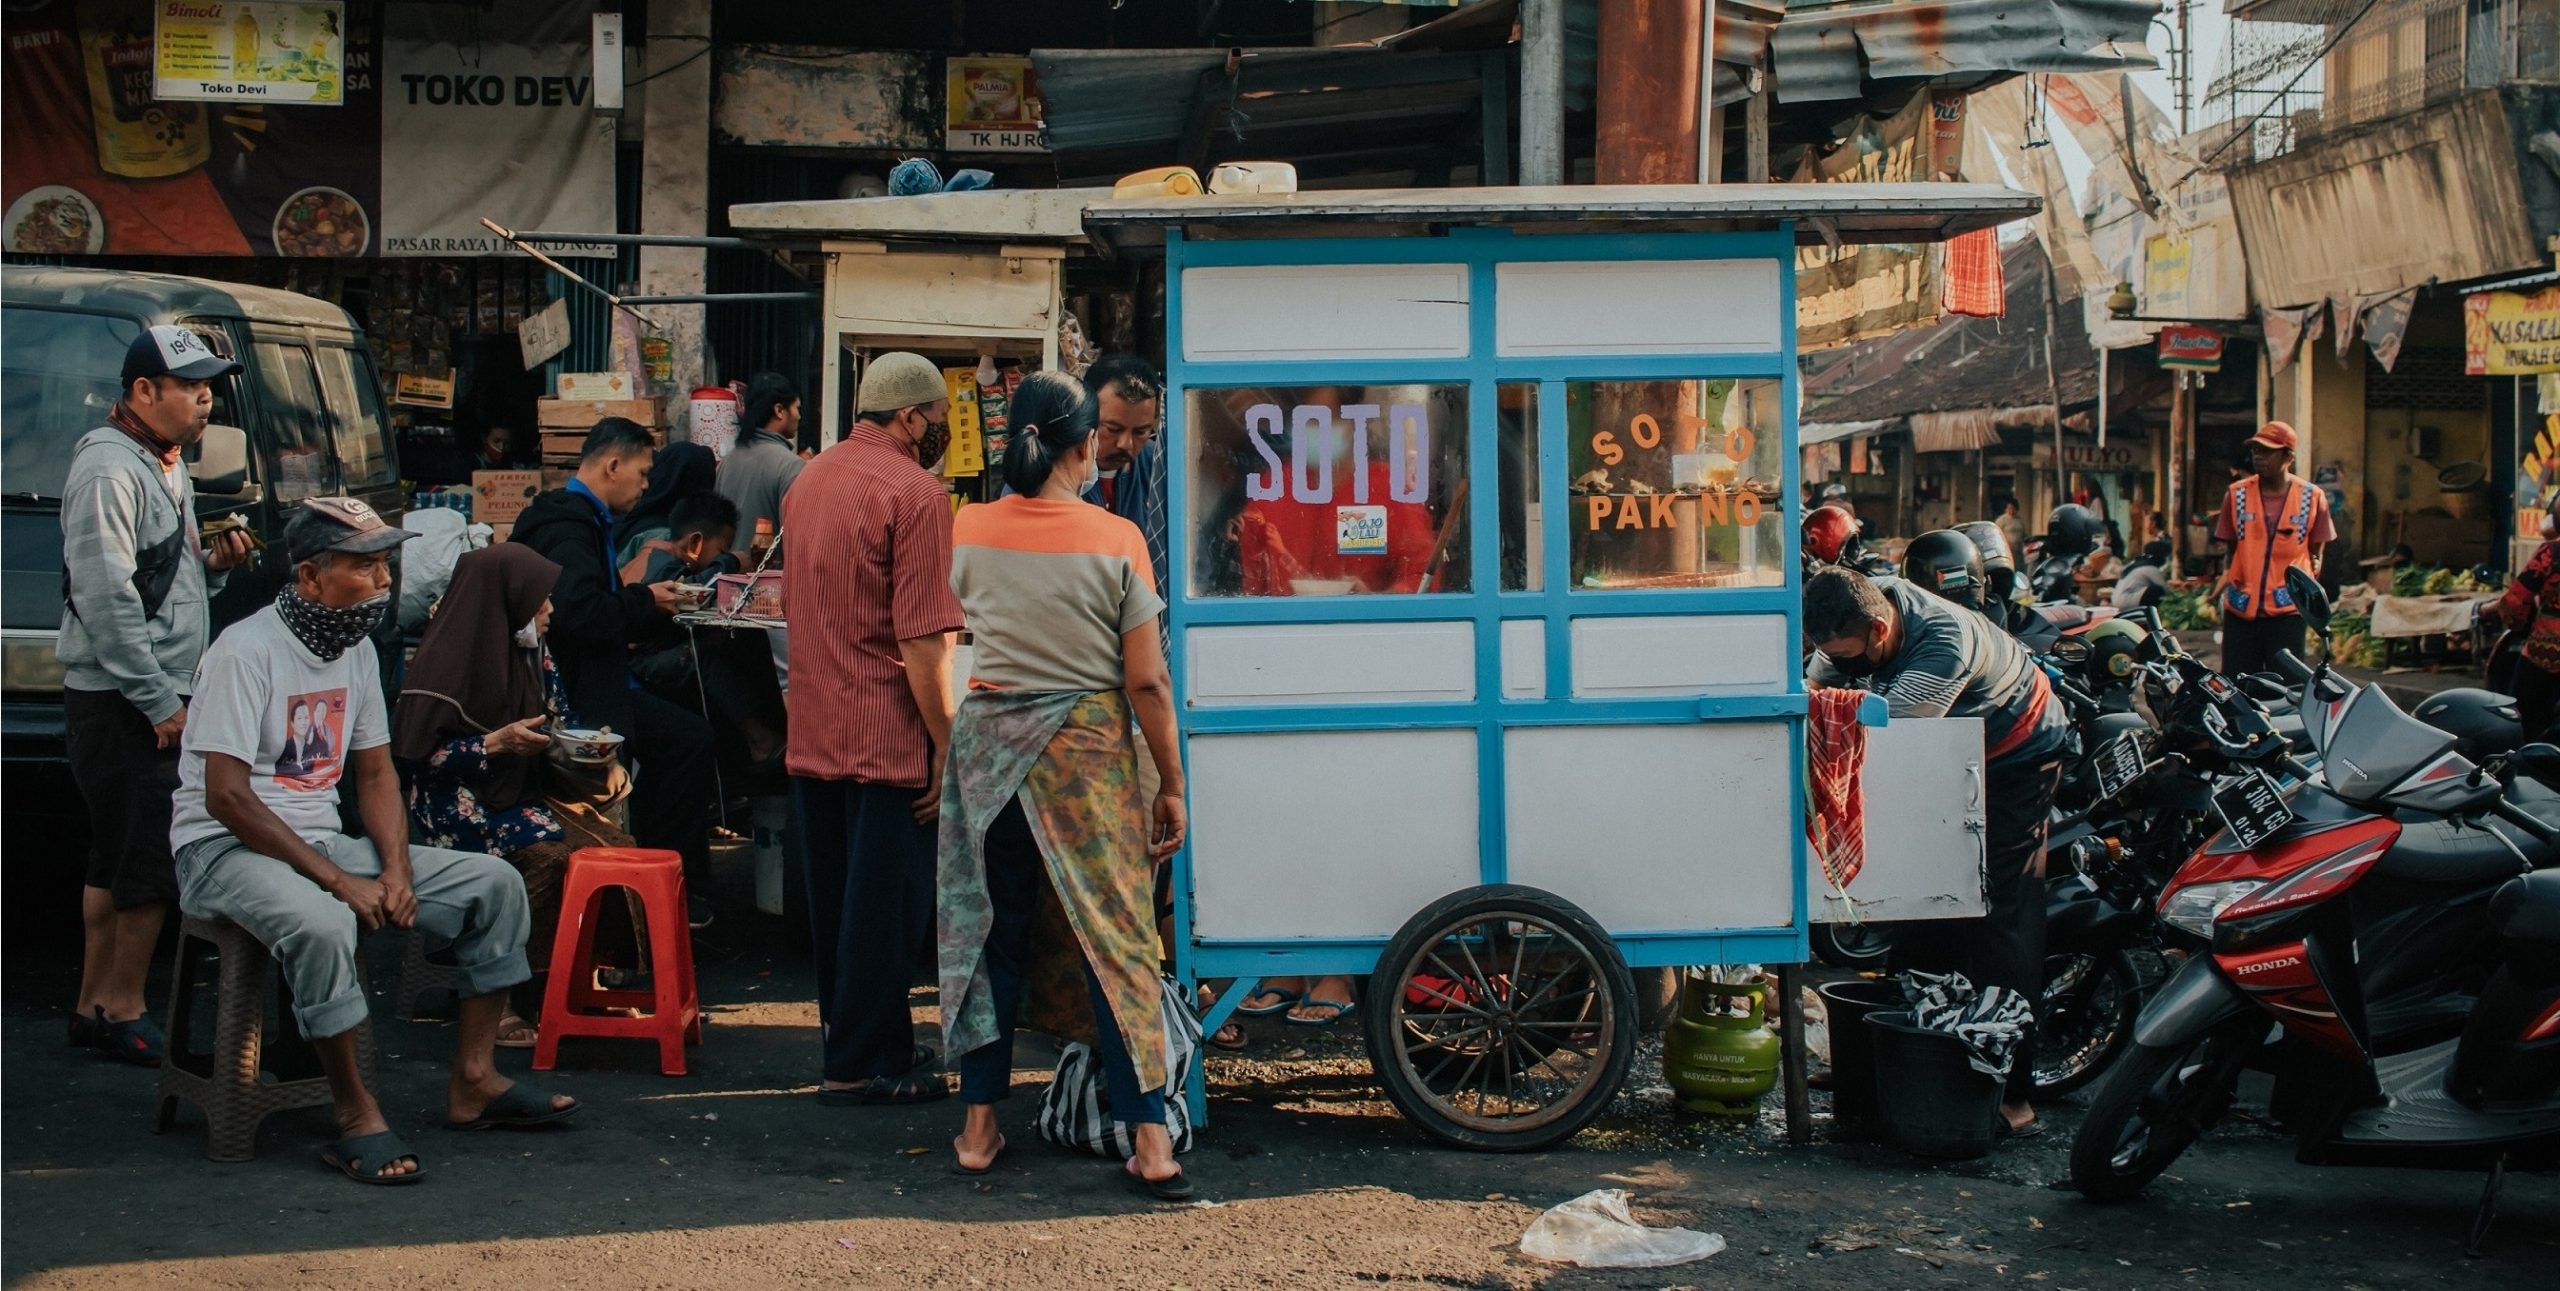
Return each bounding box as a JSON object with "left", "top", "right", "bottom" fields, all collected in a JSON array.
[{"left": 275, "top": 586, "right": 388, "bottom": 661}]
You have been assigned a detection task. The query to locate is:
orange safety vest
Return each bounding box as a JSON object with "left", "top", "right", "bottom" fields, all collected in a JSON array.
[{"left": 2222, "top": 475, "right": 2320, "bottom": 620}]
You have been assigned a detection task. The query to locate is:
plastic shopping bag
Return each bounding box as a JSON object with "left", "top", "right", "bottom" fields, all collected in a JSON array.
[{"left": 1519, "top": 1189, "right": 1726, "bottom": 1269}]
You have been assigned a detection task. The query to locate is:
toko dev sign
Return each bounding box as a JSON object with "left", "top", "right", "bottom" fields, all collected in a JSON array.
[{"left": 156, "top": 1, "right": 346, "bottom": 104}]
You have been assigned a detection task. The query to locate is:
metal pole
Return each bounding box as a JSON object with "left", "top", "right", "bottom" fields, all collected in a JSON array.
[
  {"left": 1697, "top": 0, "right": 1722, "bottom": 184},
  {"left": 2098, "top": 347, "right": 2110, "bottom": 448},
  {"left": 1521, "top": 0, "right": 1566, "bottom": 185},
  {"left": 1776, "top": 964, "right": 1811, "bottom": 1145},
  {"left": 2176, "top": 0, "right": 2193, "bottom": 135},
  {"left": 2046, "top": 248, "right": 2068, "bottom": 510}
]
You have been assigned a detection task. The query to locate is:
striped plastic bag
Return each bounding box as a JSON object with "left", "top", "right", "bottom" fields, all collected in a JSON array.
[{"left": 1034, "top": 977, "right": 1201, "bottom": 1159}]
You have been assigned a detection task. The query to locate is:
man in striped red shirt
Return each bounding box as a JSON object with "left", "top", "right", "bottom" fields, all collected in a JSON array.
[{"left": 783, "top": 352, "right": 964, "bottom": 1105}]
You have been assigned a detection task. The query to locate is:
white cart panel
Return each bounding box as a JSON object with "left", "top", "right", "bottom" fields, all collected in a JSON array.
[
  {"left": 1180, "top": 263, "right": 1472, "bottom": 363},
  {"left": 1494, "top": 259, "right": 1781, "bottom": 357},
  {"left": 1809, "top": 717, "right": 1987, "bottom": 924},
  {"left": 1185, "top": 621, "right": 1475, "bottom": 708},
  {"left": 1499, "top": 620, "right": 1545, "bottom": 698},
  {"left": 1503, "top": 723, "right": 1796, "bottom": 933},
  {"left": 1569, "top": 615, "right": 1790, "bottom": 699},
  {"left": 1189, "top": 728, "right": 1481, "bottom": 941}
]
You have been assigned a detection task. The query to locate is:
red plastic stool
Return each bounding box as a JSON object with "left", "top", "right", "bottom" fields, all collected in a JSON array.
[{"left": 532, "top": 848, "right": 701, "bottom": 1076}]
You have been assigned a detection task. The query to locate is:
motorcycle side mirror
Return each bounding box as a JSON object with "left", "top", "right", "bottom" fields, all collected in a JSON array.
[
  {"left": 2049, "top": 637, "right": 2093, "bottom": 667},
  {"left": 2513, "top": 742, "right": 2560, "bottom": 789},
  {"left": 2285, "top": 567, "right": 2333, "bottom": 639}
]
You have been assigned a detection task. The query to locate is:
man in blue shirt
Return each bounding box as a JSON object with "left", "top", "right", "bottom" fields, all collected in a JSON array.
[
  {"left": 513, "top": 418, "right": 717, "bottom": 927},
  {"left": 1082, "top": 355, "right": 1168, "bottom": 605}
]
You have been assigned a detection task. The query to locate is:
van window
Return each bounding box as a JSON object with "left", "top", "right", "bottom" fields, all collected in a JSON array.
[
  {"left": 315, "top": 345, "right": 394, "bottom": 490},
  {"left": 253, "top": 340, "right": 334, "bottom": 501},
  {"left": 2, "top": 308, "right": 140, "bottom": 500}
]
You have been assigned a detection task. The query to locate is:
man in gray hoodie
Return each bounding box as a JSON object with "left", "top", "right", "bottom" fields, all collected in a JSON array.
[{"left": 58, "top": 324, "right": 254, "bottom": 1064}]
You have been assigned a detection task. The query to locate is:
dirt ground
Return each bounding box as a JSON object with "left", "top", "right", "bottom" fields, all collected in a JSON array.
[{"left": 4, "top": 888, "right": 2552, "bottom": 1291}]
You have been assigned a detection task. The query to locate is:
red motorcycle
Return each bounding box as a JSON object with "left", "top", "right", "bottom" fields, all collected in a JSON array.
[{"left": 2069, "top": 570, "right": 2560, "bottom": 1252}]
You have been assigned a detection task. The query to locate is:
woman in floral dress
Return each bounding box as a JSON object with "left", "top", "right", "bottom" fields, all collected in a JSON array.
[{"left": 393, "top": 544, "right": 580, "bottom": 1046}]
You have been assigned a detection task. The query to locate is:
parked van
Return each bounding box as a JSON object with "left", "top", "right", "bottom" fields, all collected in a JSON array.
[{"left": 2, "top": 265, "right": 403, "bottom": 775}]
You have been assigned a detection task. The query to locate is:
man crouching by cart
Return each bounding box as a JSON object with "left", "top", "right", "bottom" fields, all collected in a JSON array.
[
  {"left": 1804, "top": 568, "right": 2067, "bottom": 1139},
  {"left": 169, "top": 500, "right": 578, "bottom": 1184}
]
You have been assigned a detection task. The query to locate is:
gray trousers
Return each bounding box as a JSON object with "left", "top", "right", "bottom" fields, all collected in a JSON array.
[{"left": 174, "top": 834, "right": 531, "bottom": 1041}]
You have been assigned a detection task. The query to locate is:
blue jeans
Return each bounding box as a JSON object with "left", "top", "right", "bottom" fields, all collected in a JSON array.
[{"left": 958, "top": 798, "right": 1165, "bottom": 1126}]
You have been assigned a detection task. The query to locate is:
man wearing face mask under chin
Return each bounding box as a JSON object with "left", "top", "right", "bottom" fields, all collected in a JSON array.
[
  {"left": 782, "top": 352, "right": 969, "bottom": 1104},
  {"left": 1804, "top": 568, "right": 2069, "bottom": 1141}
]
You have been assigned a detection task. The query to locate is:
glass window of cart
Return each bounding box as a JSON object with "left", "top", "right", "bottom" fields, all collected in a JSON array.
[
  {"left": 1185, "top": 384, "right": 1471, "bottom": 597},
  {"left": 1566, "top": 378, "right": 1785, "bottom": 590}
]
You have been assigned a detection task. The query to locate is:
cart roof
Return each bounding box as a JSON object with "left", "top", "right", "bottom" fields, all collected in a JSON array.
[
  {"left": 1082, "top": 183, "right": 2039, "bottom": 250},
  {"left": 726, "top": 182, "right": 2038, "bottom": 252},
  {"left": 727, "top": 188, "right": 1110, "bottom": 244}
]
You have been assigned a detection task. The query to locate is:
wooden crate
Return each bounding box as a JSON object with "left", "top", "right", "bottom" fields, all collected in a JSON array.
[{"left": 536, "top": 397, "right": 660, "bottom": 429}]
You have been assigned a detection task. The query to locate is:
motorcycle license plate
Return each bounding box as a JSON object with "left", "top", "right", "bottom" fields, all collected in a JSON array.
[
  {"left": 2213, "top": 770, "right": 2294, "bottom": 849},
  {"left": 2092, "top": 730, "right": 2149, "bottom": 799}
]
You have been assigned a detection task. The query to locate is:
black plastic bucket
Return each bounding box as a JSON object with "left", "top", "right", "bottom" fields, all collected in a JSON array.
[
  {"left": 1816, "top": 978, "right": 1900, "bottom": 1136},
  {"left": 1864, "top": 1010, "right": 2005, "bottom": 1161}
]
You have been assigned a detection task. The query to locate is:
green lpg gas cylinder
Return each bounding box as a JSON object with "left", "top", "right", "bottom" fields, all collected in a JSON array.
[{"left": 1662, "top": 978, "right": 1781, "bottom": 1116}]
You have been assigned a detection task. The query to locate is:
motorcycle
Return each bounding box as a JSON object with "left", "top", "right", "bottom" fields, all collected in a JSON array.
[
  {"left": 2069, "top": 567, "right": 2560, "bottom": 1252},
  {"left": 2034, "top": 625, "right": 2297, "bottom": 1097}
]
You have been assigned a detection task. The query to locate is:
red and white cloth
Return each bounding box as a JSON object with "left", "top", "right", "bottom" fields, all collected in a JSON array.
[
  {"left": 1939, "top": 228, "right": 2006, "bottom": 319},
  {"left": 1806, "top": 687, "right": 1870, "bottom": 891}
]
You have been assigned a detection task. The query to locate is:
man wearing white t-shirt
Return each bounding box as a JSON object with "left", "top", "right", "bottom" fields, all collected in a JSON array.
[{"left": 171, "top": 499, "right": 578, "bottom": 1185}]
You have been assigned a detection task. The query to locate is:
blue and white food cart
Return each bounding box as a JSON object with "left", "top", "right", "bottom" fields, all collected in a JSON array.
[
  {"left": 732, "top": 183, "right": 2035, "bottom": 1149},
  {"left": 1084, "top": 186, "right": 2029, "bottom": 1148}
]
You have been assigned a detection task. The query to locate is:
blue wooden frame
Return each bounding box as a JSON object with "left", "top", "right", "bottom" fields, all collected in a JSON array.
[{"left": 1162, "top": 224, "right": 1812, "bottom": 1070}]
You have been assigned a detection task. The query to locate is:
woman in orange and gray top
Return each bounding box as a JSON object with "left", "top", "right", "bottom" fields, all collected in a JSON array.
[{"left": 935, "top": 371, "right": 1194, "bottom": 1199}]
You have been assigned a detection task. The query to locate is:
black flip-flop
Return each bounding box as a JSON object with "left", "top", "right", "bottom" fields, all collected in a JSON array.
[
  {"left": 816, "top": 1072, "right": 951, "bottom": 1106},
  {"left": 446, "top": 1083, "right": 580, "bottom": 1131},
  {"left": 1122, "top": 1156, "right": 1194, "bottom": 1201},
  {"left": 92, "top": 1011, "right": 167, "bottom": 1067},
  {"left": 1995, "top": 1116, "right": 2045, "bottom": 1142},
  {"left": 952, "top": 1133, "right": 1007, "bottom": 1176},
  {"left": 321, "top": 1130, "right": 425, "bottom": 1185},
  {"left": 1205, "top": 1021, "right": 1248, "bottom": 1053}
]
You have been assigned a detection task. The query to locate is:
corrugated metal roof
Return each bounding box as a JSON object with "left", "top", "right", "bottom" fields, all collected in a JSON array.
[
  {"left": 2459, "top": 267, "right": 2560, "bottom": 295},
  {"left": 1080, "top": 181, "right": 2040, "bottom": 247},
  {"left": 1772, "top": 0, "right": 2159, "bottom": 103}
]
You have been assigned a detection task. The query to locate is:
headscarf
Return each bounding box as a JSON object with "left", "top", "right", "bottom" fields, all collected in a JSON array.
[
  {"left": 621, "top": 442, "right": 716, "bottom": 547},
  {"left": 392, "top": 544, "right": 561, "bottom": 809}
]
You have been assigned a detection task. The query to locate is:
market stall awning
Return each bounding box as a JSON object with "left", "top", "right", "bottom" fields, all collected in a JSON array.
[
  {"left": 1911, "top": 408, "right": 2036, "bottom": 453},
  {"left": 1080, "top": 182, "right": 2039, "bottom": 250},
  {"left": 1801, "top": 418, "right": 1899, "bottom": 445},
  {"left": 728, "top": 189, "right": 1104, "bottom": 244},
  {"left": 1795, "top": 238, "right": 2097, "bottom": 436}
]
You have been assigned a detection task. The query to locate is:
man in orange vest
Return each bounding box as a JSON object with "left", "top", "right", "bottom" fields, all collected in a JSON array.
[{"left": 2213, "top": 421, "right": 2335, "bottom": 679}]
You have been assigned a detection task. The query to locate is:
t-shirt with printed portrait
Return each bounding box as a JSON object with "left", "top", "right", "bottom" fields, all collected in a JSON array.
[{"left": 170, "top": 606, "right": 389, "bottom": 852}]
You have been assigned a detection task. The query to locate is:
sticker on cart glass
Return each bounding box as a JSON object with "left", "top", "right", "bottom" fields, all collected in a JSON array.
[{"left": 1336, "top": 505, "right": 1388, "bottom": 555}]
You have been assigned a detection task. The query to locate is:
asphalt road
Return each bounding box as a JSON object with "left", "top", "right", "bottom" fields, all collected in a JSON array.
[{"left": 3, "top": 885, "right": 2551, "bottom": 1291}]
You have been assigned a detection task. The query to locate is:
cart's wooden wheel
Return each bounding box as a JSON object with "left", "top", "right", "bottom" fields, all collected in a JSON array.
[{"left": 1361, "top": 884, "right": 1638, "bottom": 1152}]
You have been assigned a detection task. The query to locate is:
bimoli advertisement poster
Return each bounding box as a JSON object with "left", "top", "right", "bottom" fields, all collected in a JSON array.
[{"left": 2, "top": 0, "right": 611, "bottom": 258}]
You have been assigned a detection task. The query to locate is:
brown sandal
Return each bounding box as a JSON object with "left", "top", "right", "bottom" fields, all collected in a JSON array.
[{"left": 496, "top": 1013, "right": 540, "bottom": 1050}]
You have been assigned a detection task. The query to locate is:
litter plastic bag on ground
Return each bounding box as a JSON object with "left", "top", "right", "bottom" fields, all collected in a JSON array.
[{"left": 1519, "top": 1189, "right": 1726, "bottom": 1268}]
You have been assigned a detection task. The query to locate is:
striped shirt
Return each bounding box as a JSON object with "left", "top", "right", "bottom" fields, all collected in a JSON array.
[
  {"left": 1808, "top": 578, "right": 2067, "bottom": 767},
  {"left": 951, "top": 496, "right": 1163, "bottom": 692},
  {"left": 781, "top": 424, "right": 964, "bottom": 786}
]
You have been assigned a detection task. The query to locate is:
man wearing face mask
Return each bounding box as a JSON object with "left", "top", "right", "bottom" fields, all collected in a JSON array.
[
  {"left": 782, "top": 352, "right": 966, "bottom": 1104},
  {"left": 1805, "top": 568, "right": 2067, "bottom": 1140},
  {"left": 171, "top": 499, "right": 575, "bottom": 1183}
]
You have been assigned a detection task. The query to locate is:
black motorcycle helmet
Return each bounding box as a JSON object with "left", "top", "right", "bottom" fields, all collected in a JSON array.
[
  {"left": 1956, "top": 520, "right": 2018, "bottom": 603},
  {"left": 2046, "top": 503, "right": 2105, "bottom": 561},
  {"left": 1904, "top": 529, "right": 1987, "bottom": 611},
  {"left": 2412, "top": 688, "right": 2524, "bottom": 764}
]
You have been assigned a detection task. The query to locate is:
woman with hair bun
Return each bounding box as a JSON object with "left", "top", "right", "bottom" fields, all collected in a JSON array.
[{"left": 935, "top": 370, "right": 1195, "bottom": 1197}]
